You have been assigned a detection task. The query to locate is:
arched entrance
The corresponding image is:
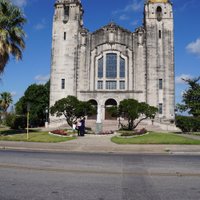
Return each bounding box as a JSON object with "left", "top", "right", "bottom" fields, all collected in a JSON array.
[
  {"left": 105, "top": 99, "right": 117, "bottom": 120},
  {"left": 87, "top": 99, "right": 97, "bottom": 120}
]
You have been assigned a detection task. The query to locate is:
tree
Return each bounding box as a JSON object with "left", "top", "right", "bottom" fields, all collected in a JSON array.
[
  {"left": 0, "top": 91, "right": 12, "bottom": 113},
  {"left": 0, "top": 91, "right": 13, "bottom": 122},
  {"left": 109, "top": 99, "right": 158, "bottom": 130},
  {"left": 50, "top": 96, "right": 95, "bottom": 127},
  {"left": 15, "top": 82, "right": 49, "bottom": 127},
  {"left": 0, "top": 0, "right": 26, "bottom": 74},
  {"left": 177, "top": 77, "right": 200, "bottom": 117}
]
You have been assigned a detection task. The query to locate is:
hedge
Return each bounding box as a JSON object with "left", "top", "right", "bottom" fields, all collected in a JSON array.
[{"left": 176, "top": 116, "right": 200, "bottom": 133}]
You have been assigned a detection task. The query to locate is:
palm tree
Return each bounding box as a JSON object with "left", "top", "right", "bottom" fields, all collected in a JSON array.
[
  {"left": 0, "top": 0, "right": 26, "bottom": 74},
  {"left": 0, "top": 91, "right": 13, "bottom": 113}
]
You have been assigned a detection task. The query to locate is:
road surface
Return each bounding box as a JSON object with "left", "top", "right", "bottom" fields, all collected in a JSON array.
[{"left": 0, "top": 150, "right": 200, "bottom": 200}]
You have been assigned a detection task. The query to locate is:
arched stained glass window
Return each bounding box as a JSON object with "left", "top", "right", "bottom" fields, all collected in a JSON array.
[
  {"left": 96, "top": 52, "right": 126, "bottom": 90},
  {"left": 98, "top": 57, "right": 103, "bottom": 78},
  {"left": 106, "top": 53, "right": 117, "bottom": 78},
  {"left": 120, "top": 57, "right": 125, "bottom": 78}
]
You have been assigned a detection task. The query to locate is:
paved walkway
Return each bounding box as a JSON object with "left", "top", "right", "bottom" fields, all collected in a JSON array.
[
  {"left": 1, "top": 134, "right": 200, "bottom": 155},
  {"left": 65, "top": 134, "right": 115, "bottom": 146},
  {"left": 180, "top": 134, "right": 200, "bottom": 140}
]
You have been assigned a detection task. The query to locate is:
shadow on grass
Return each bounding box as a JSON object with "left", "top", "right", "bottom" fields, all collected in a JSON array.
[{"left": 0, "top": 129, "right": 40, "bottom": 136}]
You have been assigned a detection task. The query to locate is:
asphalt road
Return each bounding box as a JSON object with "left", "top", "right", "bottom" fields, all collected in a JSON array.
[{"left": 0, "top": 150, "right": 200, "bottom": 200}]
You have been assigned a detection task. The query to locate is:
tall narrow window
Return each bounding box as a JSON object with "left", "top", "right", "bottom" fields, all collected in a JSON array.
[
  {"left": 106, "top": 53, "right": 117, "bottom": 78},
  {"left": 120, "top": 81, "right": 125, "bottom": 90},
  {"left": 120, "top": 57, "right": 125, "bottom": 78},
  {"left": 64, "top": 32, "right": 66, "bottom": 40},
  {"left": 159, "top": 30, "right": 162, "bottom": 39},
  {"left": 159, "top": 79, "right": 163, "bottom": 90},
  {"left": 61, "top": 79, "right": 65, "bottom": 89},
  {"left": 97, "top": 81, "right": 103, "bottom": 89},
  {"left": 98, "top": 57, "right": 103, "bottom": 78},
  {"left": 156, "top": 6, "right": 162, "bottom": 21},
  {"left": 106, "top": 81, "right": 117, "bottom": 90},
  {"left": 64, "top": 6, "right": 69, "bottom": 16},
  {"left": 63, "top": 6, "right": 69, "bottom": 23},
  {"left": 159, "top": 103, "right": 163, "bottom": 114}
]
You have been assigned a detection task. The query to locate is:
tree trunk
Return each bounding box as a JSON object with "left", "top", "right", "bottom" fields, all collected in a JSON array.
[
  {"left": 128, "top": 119, "right": 134, "bottom": 130},
  {"left": 133, "top": 117, "right": 148, "bottom": 130}
]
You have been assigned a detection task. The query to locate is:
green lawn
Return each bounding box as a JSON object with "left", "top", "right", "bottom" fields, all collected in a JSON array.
[
  {"left": 111, "top": 132, "right": 200, "bottom": 145},
  {"left": 0, "top": 129, "right": 75, "bottom": 143}
]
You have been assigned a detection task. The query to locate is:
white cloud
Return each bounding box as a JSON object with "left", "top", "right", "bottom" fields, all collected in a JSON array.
[
  {"left": 113, "top": 0, "right": 143, "bottom": 15},
  {"left": 34, "top": 74, "right": 50, "bottom": 84},
  {"left": 119, "top": 14, "right": 129, "bottom": 21},
  {"left": 11, "top": 0, "right": 27, "bottom": 7},
  {"left": 186, "top": 38, "right": 200, "bottom": 56},
  {"left": 34, "top": 23, "right": 45, "bottom": 30},
  {"left": 34, "top": 19, "right": 46, "bottom": 31},
  {"left": 175, "top": 74, "right": 193, "bottom": 84},
  {"left": 179, "top": 0, "right": 197, "bottom": 12},
  {"left": 123, "top": 0, "right": 143, "bottom": 12},
  {"left": 11, "top": 91, "right": 17, "bottom": 97},
  {"left": 130, "top": 19, "right": 139, "bottom": 26}
]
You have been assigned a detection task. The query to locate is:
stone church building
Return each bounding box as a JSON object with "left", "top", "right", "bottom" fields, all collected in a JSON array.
[{"left": 49, "top": 0, "right": 175, "bottom": 129}]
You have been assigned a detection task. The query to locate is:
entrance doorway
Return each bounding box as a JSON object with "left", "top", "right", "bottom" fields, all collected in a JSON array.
[
  {"left": 105, "top": 99, "right": 117, "bottom": 120},
  {"left": 87, "top": 99, "right": 97, "bottom": 120}
]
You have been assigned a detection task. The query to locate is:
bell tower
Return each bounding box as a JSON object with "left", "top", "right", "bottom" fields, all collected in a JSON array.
[
  {"left": 50, "top": 0, "right": 83, "bottom": 109},
  {"left": 144, "top": 0, "right": 175, "bottom": 122}
]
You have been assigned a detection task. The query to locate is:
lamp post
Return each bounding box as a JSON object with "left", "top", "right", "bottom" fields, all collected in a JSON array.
[
  {"left": 45, "top": 107, "right": 49, "bottom": 128},
  {"left": 118, "top": 116, "right": 121, "bottom": 129},
  {"left": 27, "top": 102, "right": 31, "bottom": 140}
]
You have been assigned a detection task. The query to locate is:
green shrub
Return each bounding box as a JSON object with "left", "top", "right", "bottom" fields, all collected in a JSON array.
[
  {"left": 13, "top": 116, "right": 27, "bottom": 129},
  {"left": 176, "top": 116, "right": 200, "bottom": 133},
  {"left": 4, "top": 114, "right": 27, "bottom": 129},
  {"left": 4, "top": 113, "right": 16, "bottom": 127}
]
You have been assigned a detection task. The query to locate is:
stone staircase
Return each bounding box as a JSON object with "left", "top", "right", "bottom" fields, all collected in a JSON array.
[
  {"left": 86, "top": 119, "right": 166, "bottom": 133},
  {"left": 47, "top": 118, "right": 180, "bottom": 133},
  {"left": 86, "top": 120, "right": 119, "bottom": 133}
]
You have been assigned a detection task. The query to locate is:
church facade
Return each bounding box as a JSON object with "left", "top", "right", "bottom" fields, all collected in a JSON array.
[{"left": 49, "top": 0, "right": 175, "bottom": 126}]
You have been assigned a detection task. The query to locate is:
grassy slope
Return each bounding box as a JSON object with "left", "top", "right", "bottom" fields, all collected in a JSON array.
[
  {"left": 112, "top": 132, "right": 200, "bottom": 145},
  {"left": 0, "top": 130, "right": 75, "bottom": 143}
]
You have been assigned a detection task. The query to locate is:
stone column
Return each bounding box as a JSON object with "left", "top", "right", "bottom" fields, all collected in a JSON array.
[{"left": 96, "top": 104, "right": 103, "bottom": 134}]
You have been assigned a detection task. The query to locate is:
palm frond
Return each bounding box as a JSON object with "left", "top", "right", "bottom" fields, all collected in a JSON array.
[{"left": 0, "top": 0, "right": 26, "bottom": 73}]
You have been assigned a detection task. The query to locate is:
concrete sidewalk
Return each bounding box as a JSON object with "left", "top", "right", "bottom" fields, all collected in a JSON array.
[{"left": 1, "top": 134, "right": 200, "bottom": 155}]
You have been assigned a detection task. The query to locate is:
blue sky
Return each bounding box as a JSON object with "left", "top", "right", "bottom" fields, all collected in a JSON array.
[{"left": 1, "top": 0, "right": 200, "bottom": 107}]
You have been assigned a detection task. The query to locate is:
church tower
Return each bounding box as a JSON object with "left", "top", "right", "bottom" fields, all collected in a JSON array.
[
  {"left": 144, "top": 0, "right": 175, "bottom": 122},
  {"left": 50, "top": 0, "right": 83, "bottom": 108}
]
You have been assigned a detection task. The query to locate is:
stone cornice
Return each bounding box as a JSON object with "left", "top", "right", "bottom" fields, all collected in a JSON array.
[{"left": 79, "top": 91, "right": 143, "bottom": 94}]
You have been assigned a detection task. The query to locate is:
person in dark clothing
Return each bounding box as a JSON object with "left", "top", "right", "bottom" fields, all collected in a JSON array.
[{"left": 80, "top": 117, "right": 85, "bottom": 136}]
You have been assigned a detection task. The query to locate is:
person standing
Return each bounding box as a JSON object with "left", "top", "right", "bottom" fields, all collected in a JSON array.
[
  {"left": 77, "top": 120, "right": 82, "bottom": 136},
  {"left": 80, "top": 117, "right": 85, "bottom": 136},
  {"left": 72, "top": 121, "right": 77, "bottom": 133}
]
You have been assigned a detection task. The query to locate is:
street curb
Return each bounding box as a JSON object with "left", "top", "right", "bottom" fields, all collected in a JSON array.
[{"left": 1, "top": 144, "right": 200, "bottom": 155}]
